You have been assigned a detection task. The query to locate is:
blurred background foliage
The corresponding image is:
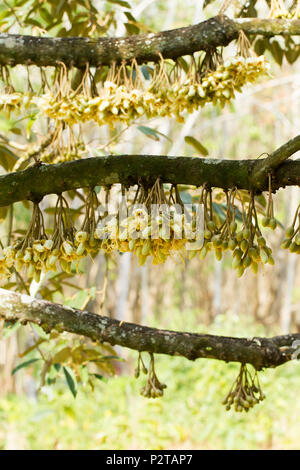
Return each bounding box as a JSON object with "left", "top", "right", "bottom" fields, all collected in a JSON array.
[
  {"left": 1, "top": 313, "right": 300, "bottom": 450},
  {"left": 0, "top": 0, "right": 300, "bottom": 450}
]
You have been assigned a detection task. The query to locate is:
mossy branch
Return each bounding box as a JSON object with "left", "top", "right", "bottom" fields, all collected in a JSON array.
[
  {"left": 1, "top": 135, "right": 300, "bottom": 207},
  {"left": 251, "top": 135, "right": 300, "bottom": 189},
  {"left": 0, "top": 16, "right": 300, "bottom": 67},
  {"left": 0, "top": 288, "right": 299, "bottom": 370}
]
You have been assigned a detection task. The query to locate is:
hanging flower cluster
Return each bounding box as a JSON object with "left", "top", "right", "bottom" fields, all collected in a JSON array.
[
  {"left": 0, "top": 92, "right": 33, "bottom": 115},
  {"left": 0, "top": 55, "right": 269, "bottom": 125},
  {"left": 280, "top": 203, "right": 300, "bottom": 254},
  {"left": 269, "top": 0, "right": 300, "bottom": 18},
  {"left": 35, "top": 55, "right": 269, "bottom": 128},
  {"left": 135, "top": 352, "right": 167, "bottom": 399},
  {"left": 0, "top": 193, "right": 101, "bottom": 283},
  {"left": 36, "top": 56, "right": 268, "bottom": 127},
  {"left": 0, "top": 177, "right": 283, "bottom": 284},
  {"left": 190, "top": 184, "right": 276, "bottom": 277},
  {"left": 0, "top": 30, "right": 269, "bottom": 136},
  {"left": 94, "top": 181, "right": 193, "bottom": 265},
  {"left": 222, "top": 364, "right": 265, "bottom": 412},
  {"left": 39, "top": 127, "right": 86, "bottom": 164}
]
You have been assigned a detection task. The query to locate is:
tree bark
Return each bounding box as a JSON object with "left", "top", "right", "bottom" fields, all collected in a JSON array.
[
  {"left": 0, "top": 16, "right": 300, "bottom": 67},
  {"left": 0, "top": 288, "right": 299, "bottom": 370},
  {"left": 1, "top": 151, "right": 300, "bottom": 207},
  {"left": 251, "top": 135, "right": 300, "bottom": 189}
]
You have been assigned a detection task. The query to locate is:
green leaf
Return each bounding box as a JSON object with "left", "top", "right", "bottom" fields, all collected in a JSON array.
[
  {"left": 107, "top": 0, "right": 131, "bottom": 8},
  {"left": 63, "top": 366, "right": 78, "bottom": 398},
  {"left": 179, "top": 191, "right": 193, "bottom": 204},
  {"left": 30, "top": 323, "right": 50, "bottom": 340},
  {"left": 254, "top": 38, "right": 266, "bottom": 56},
  {"left": 39, "top": 7, "right": 52, "bottom": 24},
  {"left": 124, "top": 22, "right": 139, "bottom": 35},
  {"left": 12, "top": 358, "right": 40, "bottom": 375},
  {"left": 0, "top": 144, "right": 18, "bottom": 171},
  {"left": 176, "top": 57, "right": 189, "bottom": 74},
  {"left": 140, "top": 65, "right": 152, "bottom": 80},
  {"left": 269, "top": 41, "right": 283, "bottom": 66},
  {"left": 137, "top": 125, "right": 171, "bottom": 142},
  {"left": 184, "top": 136, "right": 208, "bottom": 156},
  {"left": 138, "top": 125, "right": 159, "bottom": 141},
  {"left": 92, "top": 373, "right": 104, "bottom": 381},
  {"left": 0, "top": 206, "right": 8, "bottom": 222}
]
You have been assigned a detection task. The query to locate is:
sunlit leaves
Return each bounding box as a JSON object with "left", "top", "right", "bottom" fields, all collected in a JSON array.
[
  {"left": 63, "top": 365, "right": 77, "bottom": 398},
  {"left": 12, "top": 357, "right": 40, "bottom": 375},
  {"left": 30, "top": 322, "right": 50, "bottom": 340},
  {"left": 184, "top": 136, "right": 208, "bottom": 156}
]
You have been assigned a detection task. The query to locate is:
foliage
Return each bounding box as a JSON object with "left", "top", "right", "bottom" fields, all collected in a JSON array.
[
  {"left": 0, "top": 0, "right": 299, "bottom": 424},
  {"left": 0, "top": 314, "right": 299, "bottom": 450}
]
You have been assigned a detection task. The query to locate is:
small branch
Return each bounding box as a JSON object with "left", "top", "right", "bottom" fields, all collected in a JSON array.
[
  {"left": 13, "top": 130, "right": 55, "bottom": 171},
  {"left": 234, "top": 17, "right": 300, "bottom": 36},
  {"left": 0, "top": 288, "right": 298, "bottom": 370},
  {"left": 0, "top": 16, "right": 300, "bottom": 67},
  {"left": 252, "top": 134, "right": 300, "bottom": 189}
]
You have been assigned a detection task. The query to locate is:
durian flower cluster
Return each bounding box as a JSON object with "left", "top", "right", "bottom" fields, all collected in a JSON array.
[
  {"left": 269, "top": 0, "right": 299, "bottom": 18},
  {"left": 0, "top": 54, "right": 269, "bottom": 126},
  {"left": 0, "top": 92, "right": 33, "bottom": 116},
  {"left": 0, "top": 185, "right": 284, "bottom": 284},
  {"left": 190, "top": 189, "right": 275, "bottom": 277},
  {"left": 94, "top": 207, "right": 191, "bottom": 265},
  {"left": 36, "top": 56, "right": 269, "bottom": 127},
  {"left": 0, "top": 229, "right": 103, "bottom": 283},
  {"left": 280, "top": 203, "right": 300, "bottom": 254},
  {"left": 222, "top": 364, "right": 265, "bottom": 412},
  {"left": 0, "top": 211, "right": 192, "bottom": 282}
]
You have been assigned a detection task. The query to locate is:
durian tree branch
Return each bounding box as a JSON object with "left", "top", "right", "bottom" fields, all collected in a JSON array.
[
  {"left": 1, "top": 137, "right": 300, "bottom": 207},
  {"left": 0, "top": 288, "right": 299, "bottom": 370},
  {"left": 0, "top": 16, "right": 300, "bottom": 67},
  {"left": 251, "top": 134, "right": 300, "bottom": 189}
]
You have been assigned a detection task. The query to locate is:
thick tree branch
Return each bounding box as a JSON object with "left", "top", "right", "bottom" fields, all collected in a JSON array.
[
  {"left": 1, "top": 136, "right": 300, "bottom": 207},
  {"left": 0, "top": 16, "right": 300, "bottom": 67},
  {"left": 0, "top": 288, "right": 298, "bottom": 370}
]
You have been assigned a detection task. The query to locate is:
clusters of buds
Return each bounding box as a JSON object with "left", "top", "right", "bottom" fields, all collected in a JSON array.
[
  {"left": 280, "top": 203, "right": 300, "bottom": 254},
  {"left": 94, "top": 181, "right": 193, "bottom": 265},
  {"left": 39, "top": 118, "right": 86, "bottom": 164},
  {"left": 0, "top": 178, "right": 282, "bottom": 283},
  {"left": 0, "top": 246, "right": 15, "bottom": 280},
  {"left": 6, "top": 203, "right": 50, "bottom": 282},
  {"left": 261, "top": 174, "right": 277, "bottom": 230},
  {"left": 0, "top": 34, "right": 268, "bottom": 132},
  {"left": 269, "top": 0, "right": 294, "bottom": 18},
  {"left": 0, "top": 54, "right": 269, "bottom": 128},
  {"left": 222, "top": 363, "right": 265, "bottom": 412},
  {"left": 193, "top": 186, "right": 275, "bottom": 277},
  {"left": 135, "top": 352, "right": 167, "bottom": 399},
  {"left": 0, "top": 193, "right": 100, "bottom": 282},
  {"left": 35, "top": 55, "right": 268, "bottom": 128},
  {"left": 0, "top": 92, "right": 33, "bottom": 117}
]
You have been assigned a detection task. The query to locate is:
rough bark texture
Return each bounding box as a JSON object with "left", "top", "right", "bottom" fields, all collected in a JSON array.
[
  {"left": 0, "top": 289, "right": 299, "bottom": 370},
  {"left": 251, "top": 135, "right": 300, "bottom": 189},
  {"left": 0, "top": 16, "right": 300, "bottom": 67},
  {"left": 1, "top": 153, "right": 300, "bottom": 207}
]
